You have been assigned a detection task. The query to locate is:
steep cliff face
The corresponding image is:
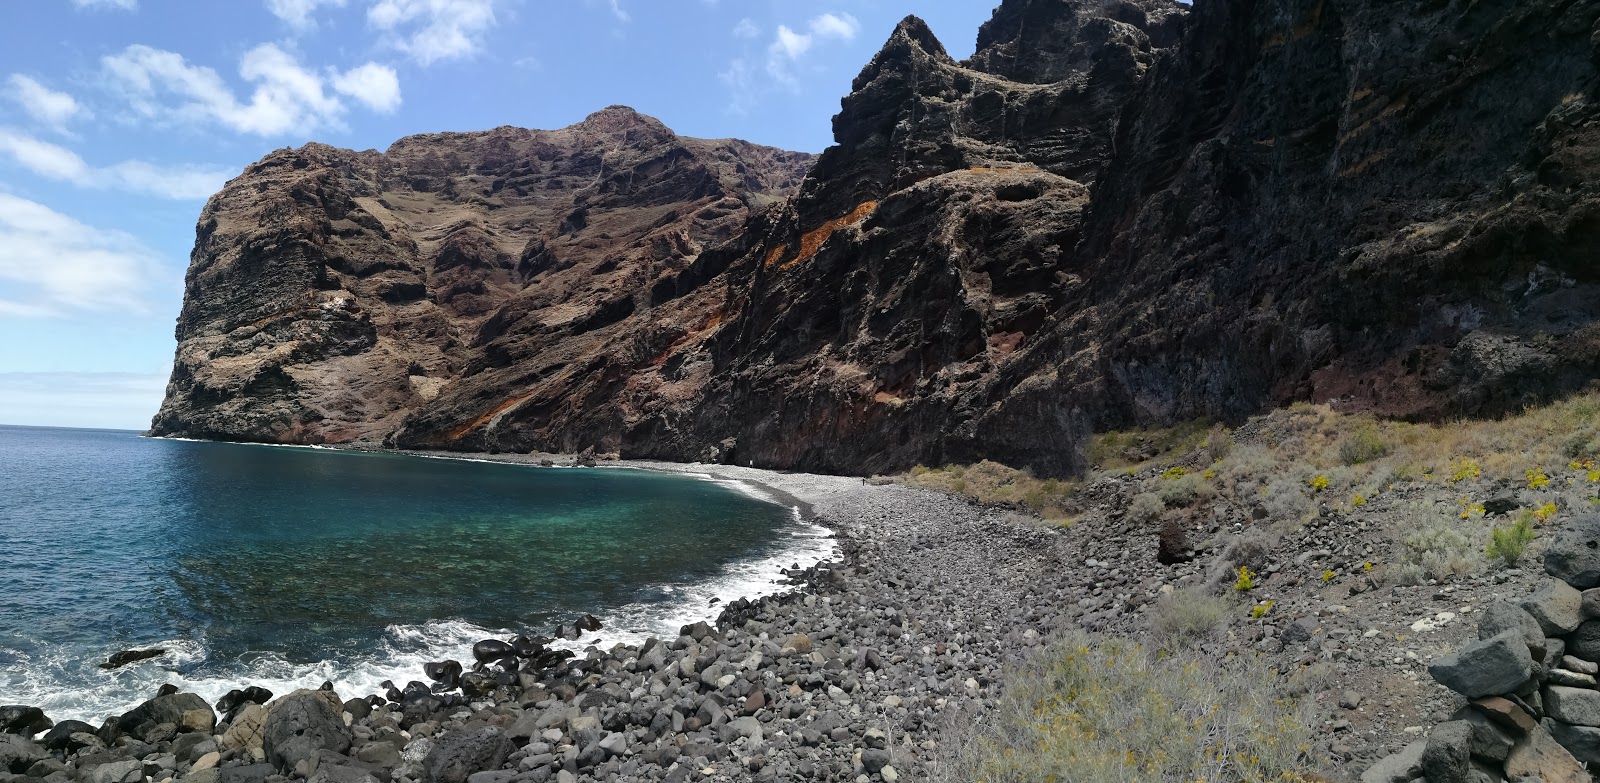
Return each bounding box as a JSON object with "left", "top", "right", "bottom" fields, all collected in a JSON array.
[
  {"left": 969, "top": 0, "right": 1600, "bottom": 472},
  {"left": 156, "top": 0, "right": 1600, "bottom": 476},
  {"left": 149, "top": 108, "right": 813, "bottom": 444}
]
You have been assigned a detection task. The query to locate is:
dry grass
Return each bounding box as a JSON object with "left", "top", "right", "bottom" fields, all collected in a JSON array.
[
  {"left": 940, "top": 631, "right": 1318, "bottom": 783},
  {"left": 906, "top": 460, "right": 1077, "bottom": 521},
  {"left": 902, "top": 392, "right": 1600, "bottom": 531}
]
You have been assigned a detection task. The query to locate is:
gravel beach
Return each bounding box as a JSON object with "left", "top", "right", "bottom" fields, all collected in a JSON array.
[{"left": 1, "top": 452, "right": 1571, "bottom": 783}]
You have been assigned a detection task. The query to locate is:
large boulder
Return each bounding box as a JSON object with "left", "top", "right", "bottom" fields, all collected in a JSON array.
[
  {"left": 1450, "top": 707, "right": 1515, "bottom": 763},
  {"left": 115, "top": 692, "right": 215, "bottom": 739},
  {"left": 1505, "top": 725, "right": 1589, "bottom": 783},
  {"left": 1478, "top": 602, "right": 1547, "bottom": 660},
  {"left": 0, "top": 706, "right": 50, "bottom": 738},
  {"left": 85, "top": 758, "right": 143, "bottom": 783},
  {"left": 1544, "top": 686, "right": 1600, "bottom": 727},
  {"left": 262, "top": 691, "right": 351, "bottom": 774},
  {"left": 1566, "top": 620, "right": 1600, "bottom": 662},
  {"left": 1429, "top": 632, "right": 1535, "bottom": 698},
  {"left": 39, "top": 720, "right": 97, "bottom": 752},
  {"left": 219, "top": 704, "right": 268, "bottom": 756},
  {"left": 1421, "top": 721, "right": 1472, "bottom": 783},
  {"left": 1545, "top": 514, "right": 1600, "bottom": 589},
  {"left": 1361, "top": 740, "right": 1425, "bottom": 783},
  {"left": 422, "top": 727, "right": 512, "bottom": 783},
  {"left": 1523, "top": 580, "right": 1585, "bottom": 636},
  {"left": 0, "top": 734, "right": 45, "bottom": 774},
  {"left": 1545, "top": 719, "right": 1600, "bottom": 764}
]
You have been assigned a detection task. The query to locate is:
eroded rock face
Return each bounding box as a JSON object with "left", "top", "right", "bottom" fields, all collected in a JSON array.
[
  {"left": 150, "top": 107, "right": 813, "bottom": 447},
  {"left": 156, "top": 0, "right": 1600, "bottom": 476}
]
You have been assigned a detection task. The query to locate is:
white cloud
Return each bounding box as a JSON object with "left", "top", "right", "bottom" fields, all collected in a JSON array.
[
  {"left": 369, "top": 0, "right": 497, "bottom": 65},
  {"left": 7, "top": 75, "right": 83, "bottom": 129},
  {"left": 765, "top": 14, "right": 860, "bottom": 86},
  {"left": 723, "top": 11, "right": 862, "bottom": 112},
  {"left": 770, "top": 25, "right": 812, "bottom": 62},
  {"left": 0, "top": 372, "right": 168, "bottom": 430},
  {"left": 0, "top": 129, "right": 231, "bottom": 199},
  {"left": 331, "top": 62, "right": 401, "bottom": 112},
  {"left": 71, "top": 0, "right": 136, "bottom": 10},
  {"left": 809, "top": 12, "right": 859, "bottom": 41},
  {"left": 0, "top": 194, "right": 163, "bottom": 317},
  {"left": 265, "top": 0, "right": 346, "bottom": 28},
  {"left": 606, "top": 0, "right": 629, "bottom": 23},
  {"left": 103, "top": 44, "right": 398, "bottom": 136}
]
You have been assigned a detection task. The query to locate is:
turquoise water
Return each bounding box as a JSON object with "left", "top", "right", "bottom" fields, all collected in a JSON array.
[{"left": 0, "top": 425, "right": 830, "bottom": 722}]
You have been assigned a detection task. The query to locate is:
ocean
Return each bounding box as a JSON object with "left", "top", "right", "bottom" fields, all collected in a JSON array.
[{"left": 0, "top": 425, "right": 833, "bottom": 723}]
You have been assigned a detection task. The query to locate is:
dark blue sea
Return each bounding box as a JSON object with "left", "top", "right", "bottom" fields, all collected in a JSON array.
[{"left": 0, "top": 425, "right": 832, "bottom": 723}]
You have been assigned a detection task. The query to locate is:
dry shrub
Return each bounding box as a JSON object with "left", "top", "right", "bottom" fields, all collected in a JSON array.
[
  {"left": 1393, "top": 506, "right": 1484, "bottom": 585},
  {"left": 940, "top": 630, "right": 1317, "bottom": 783},
  {"left": 1204, "top": 529, "right": 1279, "bottom": 592},
  {"left": 1126, "top": 492, "right": 1165, "bottom": 525},
  {"left": 1150, "top": 587, "right": 1232, "bottom": 649},
  {"left": 903, "top": 460, "right": 1075, "bottom": 520}
]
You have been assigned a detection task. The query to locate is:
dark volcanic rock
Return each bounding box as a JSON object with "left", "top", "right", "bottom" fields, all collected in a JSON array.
[
  {"left": 154, "top": 0, "right": 1600, "bottom": 476},
  {"left": 262, "top": 691, "right": 351, "bottom": 773},
  {"left": 422, "top": 727, "right": 511, "bottom": 783},
  {"left": 100, "top": 649, "right": 165, "bottom": 670},
  {"left": 0, "top": 706, "right": 49, "bottom": 737}
]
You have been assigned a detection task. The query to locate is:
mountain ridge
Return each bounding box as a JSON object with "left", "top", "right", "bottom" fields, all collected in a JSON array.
[{"left": 153, "top": 0, "right": 1600, "bottom": 477}]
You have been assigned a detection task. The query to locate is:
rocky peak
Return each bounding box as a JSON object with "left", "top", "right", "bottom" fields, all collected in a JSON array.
[
  {"left": 576, "top": 104, "right": 670, "bottom": 138},
  {"left": 967, "top": 0, "right": 1186, "bottom": 83}
]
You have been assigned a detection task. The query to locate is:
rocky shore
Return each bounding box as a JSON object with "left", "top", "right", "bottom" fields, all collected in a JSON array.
[
  {"left": 2, "top": 451, "right": 1588, "bottom": 783},
  {"left": 0, "top": 464, "right": 1076, "bottom": 783}
]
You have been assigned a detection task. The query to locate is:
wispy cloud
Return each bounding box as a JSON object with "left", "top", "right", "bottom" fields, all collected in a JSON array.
[
  {"left": 70, "top": 0, "right": 137, "bottom": 10},
  {"left": 0, "top": 129, "right": 231, "bottom": 199},
  {"left": 0, "top": 372, "right": 168, "bottom": 430},
  {"left": 102, "top": 44, "right": 400, "bottom": 136},
  {"left": 6, "top": 75, "right": 83, "bottom": 130},
  {"left": 0, "top": 193, "right": 166, "bottom": 317},
  {"left": 368, "top": 0, "right": 497, "bottom": 65},
  {"left": 767, "top": 12, "right": 860, "bottom": 85},
  {"left": 265, "top": 0, "right": 347, "bottom": 28},
  {"left": 722, "top": 11, "right": 861, "bottom": 112}
]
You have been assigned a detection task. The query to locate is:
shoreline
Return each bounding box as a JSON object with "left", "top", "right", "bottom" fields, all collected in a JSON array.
[
  {"left": 32, "top": 438, "right": 1052, "bottom": 781},
  {"left": 16, "top": 435, "right": 1535, "bottom": 781}
]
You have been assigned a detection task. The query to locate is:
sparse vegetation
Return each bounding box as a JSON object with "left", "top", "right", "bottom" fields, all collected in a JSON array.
[
  {"left": 903, "top": 460, "right": 1076, "bottom": 520},
  {"left": 1486, "top": 511, "right": 1537, "bottom": 567},
  {"left": 946, "top": 631, "right": 1316, "bottom": 783},
  {"left": 1234, "top": 566, "right": 1258, "bottom": 591},
  {"left": 1338, "top": 422, "right": 1390, "bottom": 465},
  {"left": 1395, "top": 515, "right": 1484, "bottom": 585},
  {"left": 1150, "top": 587, "right": 1232, "bottom": 649},
  {"left": 899, "top": 393, "right": 1600, "bottom": 538}
]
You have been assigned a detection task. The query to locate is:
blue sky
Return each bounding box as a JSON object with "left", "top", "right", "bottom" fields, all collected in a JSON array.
[{"left": 0, "top": 0, "right": 997, "bottom": 429}]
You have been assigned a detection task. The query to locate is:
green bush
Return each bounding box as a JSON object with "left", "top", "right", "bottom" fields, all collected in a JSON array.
[
  {"left": 1486, "top": 511, "right": 1536, "bottom": 567},
  {"left": 1338, "top": 423, "right": 1390, "bottom": 465},
  {"left": 942, "top": 631, "right": 1317, "bottom": 783},
  {"left": 1157, "top": 473, "right": 1215, "bottom": 508}
]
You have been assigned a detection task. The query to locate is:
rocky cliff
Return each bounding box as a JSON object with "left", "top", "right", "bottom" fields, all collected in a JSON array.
[{"left": 154, "top": 0, "right": 1600, "bottom": 476}]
